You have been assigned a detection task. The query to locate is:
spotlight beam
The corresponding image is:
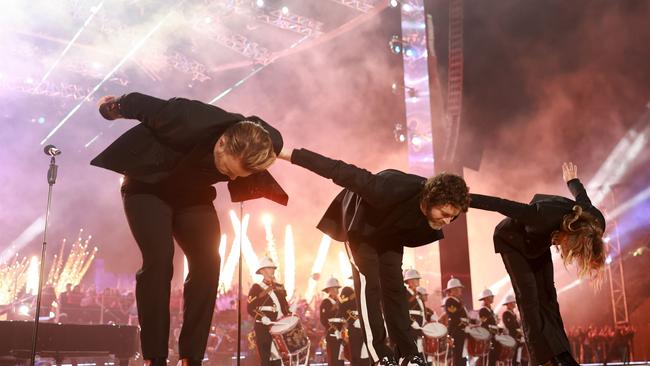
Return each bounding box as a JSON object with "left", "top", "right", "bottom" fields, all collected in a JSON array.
[
  {"left": 40, "top": 8, "right": 177, "bottom": 145},
  {"left": 35, "top": 1, "right": 104, "bottom": 90}
]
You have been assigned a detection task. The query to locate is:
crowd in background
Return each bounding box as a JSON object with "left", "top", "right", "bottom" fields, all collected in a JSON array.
[
  {"left": 567, "top": 324, "right": 636, "bottom": 364},
  {"left": 6, "top": 284, "right": 639, "bottom": 365}
]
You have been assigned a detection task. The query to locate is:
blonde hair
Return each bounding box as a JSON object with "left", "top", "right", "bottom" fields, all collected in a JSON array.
[
  {"left": 222, "top": 120, "right": 276, "bottom": 173},
  {"left": 552, "top": 205, "right": 606, "bottom": 287}
]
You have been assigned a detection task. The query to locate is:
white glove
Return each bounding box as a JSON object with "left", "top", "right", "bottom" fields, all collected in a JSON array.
[
  {"left": 261, "top": 316, "right": 272, "bottom": 326},
  {"left": 353, "top": 319, "right": 361, "bottom": 328},
  {"left": 334, "top": 330, "right": 341, "bottom": 339},
  {"left": 411, "top": 321, "right": 421, "bottom": 330}
]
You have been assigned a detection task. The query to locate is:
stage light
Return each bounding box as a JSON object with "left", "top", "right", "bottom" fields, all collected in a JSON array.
[
  {"left": 37, "top": 117, "right": 45, "bottom": 124},
  {"left": 605, "top": 255, "right": 613, "bottom": 265},
  {"left": 404, "top": 45, "right": 415, "bottom": 58},
  {"left": 389, "top": 0, "right": 399, "bottom": 7},
  {"left": 411, "top": 135, "right": 422, "bottom": 147},
  {"left": 281, "top": 6, "right": 289, "bottom": 15},
  {"left": 603, "top": 236, "right": 611, "bottom": 243},
  {"left": 25, "top": 77, "right": 34, "bottom": 84},
  {"left": 204, "top": 17, "right": 212, "bottom": 24},
  {"left": 256, "top": 0, "right": 265, "bottom": 7},
  {"left": 389, "top": 36, "right": 403, "bottom": 54},
  {"left": 18, "top": 304, "right": 29, "bottom": 316}
]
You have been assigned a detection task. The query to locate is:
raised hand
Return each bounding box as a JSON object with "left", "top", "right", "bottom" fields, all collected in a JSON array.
[{"left": 562, "top": 162, "right": 578, "bottom": 182}]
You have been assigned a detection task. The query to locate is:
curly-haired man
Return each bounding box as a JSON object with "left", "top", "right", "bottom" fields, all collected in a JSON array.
[{"left": 278, "top": 146, "right": 470, "bottom": 366}]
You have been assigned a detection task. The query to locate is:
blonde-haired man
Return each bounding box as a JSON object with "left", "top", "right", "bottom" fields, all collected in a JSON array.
[{"left": 92, "top": 93, "right": 287, "bottom": 366}]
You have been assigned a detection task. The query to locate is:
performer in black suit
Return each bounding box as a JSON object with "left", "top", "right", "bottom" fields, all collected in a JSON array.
[
  {"left": 247, "top": 257, "right": 290, "bottom": 366},
  {"left": 92, "top": 93, "right": 288, "bottom": 366},
  {"left": 469, "top": 163, "right": 607, "bottom": 366},
  {"left": 277, "top": 147, "right": 470, "bottom": 366}
]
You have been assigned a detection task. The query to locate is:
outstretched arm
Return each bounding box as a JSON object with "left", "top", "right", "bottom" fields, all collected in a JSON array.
[
  {"left": 278, "top": 146, "right": 416, "bottom": 209},
  {"left": 470, "top": 162, "right": 592, "bottom": 224},
  {"left": 98, "top": 92, "right": 244, "bottom": 148}
]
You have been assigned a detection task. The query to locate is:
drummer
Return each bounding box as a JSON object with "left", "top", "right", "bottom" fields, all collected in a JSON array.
[
  {"left": 404, "top": 269, "right": 427, "bottom": 354},
  {"left": 247, "top": 257, "right": 291, "bottom": 366},
  {"left": 502, "top": 294, "right": 526, "bottom": 366},
  {"left": 417, "top": 286, "right": 437, "bottom": 322},
  {"left": 320, "top": 277, "right": 345, "bottom": 366},
  {"left": 478, "top": 289, "right": 498, "bottom": 366},
  {"left": 443, "top": 277, "right": 469, "bottom": 366},
  {"left": 340, "top": 281, "right": 371, "bottom": 366}
]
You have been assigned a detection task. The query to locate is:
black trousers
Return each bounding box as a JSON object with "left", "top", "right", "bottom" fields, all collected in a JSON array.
[
  {"left": 347, "top": 241, "right": 418, "bottom": 362},
  {"left": 326, "top": 334, "right": 345, "bottom": 366},
  {"left": 501, "top": 249, "right": 572, "bottom": 365},
  {"left": 450, "top": 332, "right": 466, "bottom": 366},
  {"left": 253, "top": 323, "right": 282, "bottom": 366},
  {"left": 348, "top": 325, "right": 371, "bottom": 366},
  {"left": 122, "top": 186, "right": 220, "bottom": 360}
]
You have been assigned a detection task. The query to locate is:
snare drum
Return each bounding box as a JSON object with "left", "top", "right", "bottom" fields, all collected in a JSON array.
[
  {"left": 270, "top": 316, "right": 310, "bottom": 359},
  {"left": 422, "top": 322, "right": 449, "bottom": 355},
  {"left": 466, "top": 326, "right": 491, "bottom": 356},
  {"left": 494, "top": 334, "right": 516, "bottom": 361}
]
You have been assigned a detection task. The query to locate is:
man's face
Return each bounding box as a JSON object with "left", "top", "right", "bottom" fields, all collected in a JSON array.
[
  {"left": 483, "top": 296, "right": 494, "bottom": 306},
  {"left": 507, "top": 303, "right": 516, "bottom": 310},
  {"left": 422, "top": 203, "right": 462, "bottom": 230},
  {"left": 406, "top": 279, "right": 420, "bottom": 288},
  {"left": 214, "top": 136, "right": 253, "bottom": 180},
  {"left": 449, "top": 287, "right": 462, "bottom": 298},
  {"left": 260, "top": 267, "right": 276, "bottom": 280}
]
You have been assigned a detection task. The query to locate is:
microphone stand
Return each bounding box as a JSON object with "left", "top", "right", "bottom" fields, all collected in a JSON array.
[
  {"left": 236, "top": 201, "right": 244, "bottom": 366},
  {"left": 30, "top": 155, "right": 58, "bottom": 366}
]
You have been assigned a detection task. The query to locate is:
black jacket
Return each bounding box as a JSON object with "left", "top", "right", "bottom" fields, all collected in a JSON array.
[
  {"left": 478, "top": 306, "right": 497, "bottom": 329},
  {"left": 290, "top": 149, "right": 444, "bottom": 247},
  {"left": 91, "top": 92, "right": 288, "bottom": 205},
  {"left": 469, "top": 179, "right": 605, "bottom": 258},
  {"left": 320, "top": 297, "right": 343, "bottom": 334},
  {"left": 502, "top": 309, "right": 522, "bottom": 339},
  {"left": 247, "top": 282, "right": 290, "bottom": 323}
]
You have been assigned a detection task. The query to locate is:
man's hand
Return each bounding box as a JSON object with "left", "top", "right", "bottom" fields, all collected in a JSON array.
[
  {"left": 277, "top": 146, "right": 293, "bottom": 161},
  {"left": 562, "top": 162, "right": 578, "bottom": 182},
  {"left": 98, "top": 95, "right": 123, "bottom": 120}
]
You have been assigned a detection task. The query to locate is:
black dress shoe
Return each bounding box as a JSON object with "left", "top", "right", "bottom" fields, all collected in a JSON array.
[{"left": 378, "top": 356, "right": 399, "bottom": 366}]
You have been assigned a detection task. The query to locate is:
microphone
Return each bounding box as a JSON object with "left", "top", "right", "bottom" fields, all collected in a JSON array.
[{"left": 43, "top": 145, "right": 61, "bottom": 156}]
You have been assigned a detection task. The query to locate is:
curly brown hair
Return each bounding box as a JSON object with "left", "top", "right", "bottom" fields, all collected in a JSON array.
[{"left": 420, "top": 173, "right": 470, "bottom": 213}]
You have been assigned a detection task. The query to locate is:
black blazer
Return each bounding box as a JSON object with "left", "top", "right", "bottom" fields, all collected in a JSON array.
[
  {"left": 91, "top": 93, "right": 288, "bottom": 205},
  {"left": 469, "top": 179, "right": 605, "bottom": 258},
  {"left": 290, "top": 148, "right": 444, "bottom": 248}
]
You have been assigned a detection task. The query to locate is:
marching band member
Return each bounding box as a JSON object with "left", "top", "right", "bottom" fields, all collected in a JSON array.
[
  {"left": 247, "top": 257, "right": 290, "bottom": 366},
  {"left": 443, "top": 277, "right": 469, "bottom": 366},
  {"left": 478, "top": 289, "right": 498, "bottom": 366},
  {"left": 502, "top": 294, "right": 527, "bottom": 366},
  {"left": 404, "top": 269, "right": 426, "bottom": 354},
  {"left": 320, "top": 277, "right": 345, "bottom": 366},
  {"left": 416, "top": 287, "right": 436, "bottom": 323},
  {"left": 340, "top": 282, "right": 371, "bottom": 366}
]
